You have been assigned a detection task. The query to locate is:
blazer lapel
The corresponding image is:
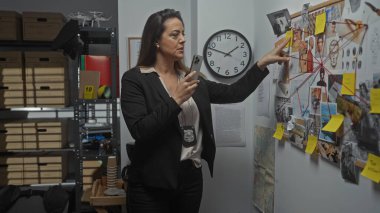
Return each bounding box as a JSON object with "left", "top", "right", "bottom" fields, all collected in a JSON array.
[
  {"left": 147, "top": 73, "right": 172, "bottom": 102},
  {"left": 146, "top": 73, "right": 182, "bottom": 133}
]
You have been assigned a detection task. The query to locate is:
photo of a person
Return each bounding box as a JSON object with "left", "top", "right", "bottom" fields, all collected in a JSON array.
[
  {"left": 328, "top": 39, "right": 339, "bottom": 68},
  {"left": 316, "top": 34, "right": 325, "bottom": 58},
  {"left": 325, "top": 2, "right": 343, "bottom": 38},
  {"left": 267, "top": 9, "right": 291, "bottom": 36},
  {"left": 326, "top": 21, "right": 337, "bottom": 38},
  {"left": 307, "top": 36, "right": 315, "bottom": 73},
  {"left": 310, "top": 87, "right": 322, "bottom": 115}
]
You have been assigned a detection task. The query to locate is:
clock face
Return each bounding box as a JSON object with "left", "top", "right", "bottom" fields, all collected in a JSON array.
[{"left": 203, "top": 29, "right": 252, "bottom": 78}]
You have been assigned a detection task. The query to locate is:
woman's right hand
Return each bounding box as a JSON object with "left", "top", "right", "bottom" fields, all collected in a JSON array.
[
  {"left": 172, "top": 71, "right": 199, "bottom": 105},
  {"left": 257, "top": 38, "right": 291, "bottom": 71}
]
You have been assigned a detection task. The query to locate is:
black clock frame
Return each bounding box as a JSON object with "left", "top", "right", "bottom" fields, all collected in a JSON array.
[{"left": 202, "top": 29, "right": 253, "bottom": 78}]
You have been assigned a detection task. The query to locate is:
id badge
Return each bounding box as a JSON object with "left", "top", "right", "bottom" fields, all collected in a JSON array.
[{"left": 181, "top": 125, "right": 197, "bottom": 147}]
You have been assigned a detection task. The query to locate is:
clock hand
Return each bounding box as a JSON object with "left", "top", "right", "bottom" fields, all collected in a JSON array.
[
  {"left": 224, "top": 46, "right": 239, "bottom": 57},
  {"left": 208, "top": 47, "right": 231, "bottom": 56}
]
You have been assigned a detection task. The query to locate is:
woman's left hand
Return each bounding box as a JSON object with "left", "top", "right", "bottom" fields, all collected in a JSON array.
[{"left": 257, "top": 38, "right": 291, "bottom": 70}]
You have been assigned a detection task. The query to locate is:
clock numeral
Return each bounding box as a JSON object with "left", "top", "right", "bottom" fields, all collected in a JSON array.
[
  {"left": 210, "top": 60, "right": 215, "bottom": 66},
  {"left": 240, "top": 61, "right": 245, "bottom": 66},
  {"left": 216, "top": 67, "right": 221, "bottom": 72},
  {"left": 243, "top": 52, "right": 247, "bottom": 57},
  {"left": 240, "top": 42, "right": 245, "bottom": 48},
  {"left": 216, "top": 35, "right": 221, "bottom": 42},
  {"left": 207, "top": 51, "right": 212, "bottom": 57},
  {"left": 209, "top": 42, "right": 216, "bottom": 48},
  {"left": 224, "top": 33, "right": 231, "bottom": 39},
  {"left": 234, "top": 67, "right": 239, "bottom": 73},
  {"left": 225, "top": 70, "right": 230, "bottom": 75},
  {"left": 235, "top": 35, "right": 238, "bottom": 42}
]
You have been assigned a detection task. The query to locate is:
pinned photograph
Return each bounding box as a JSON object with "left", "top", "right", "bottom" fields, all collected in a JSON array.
[
  {"left": 305, "top": 36, "right": 316, "bottom": 73},
  {"left": 324, "top": 36, "right": 342, "bottom": 72},
  {"left": 318, "top": 140, "right": 340, "bottom": 164},
  {"left": 310, "top": 87, "right": 322, "bottom": 115},
  {"left": 315, "top": 34, "right": 326, "bottom": 59},
  {"left": 319, "top": 102, "right": 339, "bottom": 143},
  {"left": 288, "top": 118, "right": 307, "bottom": 149},
  {"left": 275, "top": 96, "right": 292, "bottom": 123},
  {"left": 267, "top": 9, "right": 291, "bottom": 36},
  {"left": 325, "top": 2, "right": 344, "bottom": 38},
  {"left": 340, "top": 142, "right": 360, "bottom": 184},
  {"left": 301, "top": 3, "right": 310, "bottom": 29},
  {"left": 328, "top": 74, "right": 343, "bottom": 101},
  {"left": 291, "top": 17, "right": 305, "bottom": 53}
]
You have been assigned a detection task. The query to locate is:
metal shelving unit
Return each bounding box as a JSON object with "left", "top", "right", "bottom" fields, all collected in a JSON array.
[
  {"left": 0, "top": 38, "right": 79, "bottom": 212},
  {"left": 0, "top": 27, "right": 120, "bottom": 213},
  {"left": 74, "top": 27, "right": 120, "bottom": 212}
]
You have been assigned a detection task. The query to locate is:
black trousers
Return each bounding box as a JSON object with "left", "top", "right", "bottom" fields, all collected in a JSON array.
[{"left": 127, "top": 160, "right": 203, "bottom": 213}]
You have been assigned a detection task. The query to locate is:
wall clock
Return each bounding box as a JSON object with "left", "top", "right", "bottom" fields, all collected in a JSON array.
[{"left": 203, "top": 29, "right": 252, "bottom": 78}]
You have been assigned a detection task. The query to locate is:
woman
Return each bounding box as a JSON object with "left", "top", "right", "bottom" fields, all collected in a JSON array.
[{"left": 121, "top": 8, "right": 289, "bottom": 213}]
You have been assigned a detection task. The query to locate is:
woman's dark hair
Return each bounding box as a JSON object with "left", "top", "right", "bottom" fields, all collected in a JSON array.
[{"left": 136, "top": 9, "right": 187, "bottom": 71}]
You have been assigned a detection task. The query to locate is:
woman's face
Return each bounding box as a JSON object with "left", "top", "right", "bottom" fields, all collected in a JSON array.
[
  {"left": 317, "top": 37, "right": 324, "bottom": 53},
  {"left": 157, "top": 17, "right": 186, "bottom": 60}
]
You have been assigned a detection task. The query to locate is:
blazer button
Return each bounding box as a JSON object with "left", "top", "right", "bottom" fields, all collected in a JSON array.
[{"left": 210, "top": 134, "right": 214, "bottom": 139}]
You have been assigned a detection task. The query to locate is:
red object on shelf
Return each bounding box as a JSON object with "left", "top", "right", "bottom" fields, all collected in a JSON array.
[{"left": 81, "top": 55, "right": 119, "bottom": 97}]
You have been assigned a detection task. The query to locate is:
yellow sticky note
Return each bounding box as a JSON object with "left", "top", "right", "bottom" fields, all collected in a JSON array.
[
  {"left": 84, "top": 85, "right": 95, "bottom": 99},
  {"left": 273, "top": 123, "right": 285, "bottom": 140},
  {"left": 305, "top": 135, "right": 318, "bottom": 154},
  {"left": 341, "top": 73, "right": 356, "bottom": 95},
  {"left": 285, "top": 30, "right": 293, "bottom": 48},
  {"left": 370, "top": 88, "right": 380, "bottom": 114},
  {"left": 361, "top": 153, "right": 380, "bottom": 183},
  {"left": 321, "top": 114, "right": 344, "bottom": 132},
  {"left": 315, "top": 12, "right": 327, "bottom": 35}
]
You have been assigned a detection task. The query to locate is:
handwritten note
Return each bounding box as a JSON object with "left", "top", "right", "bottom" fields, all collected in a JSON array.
[
  {"left": 315, "top": 12, "right": 326, "bottom": 35},
  {"left": 321, "top": 114, "right": 344, "bottom": 132},
  {"left": 341, "top": 73, "right": 356, "bottom": 96},
  {"left": 370, "top": 88, "right": 380, "bottom": 114},
  {"left": 361, "top": 153, "right": 380, "bottom": 183},
  {"left": 285, "top": 30, "right": 293, "bottom": 48},
  {"left": 305, "top": 135, "right": 318, "bottom": 154},
  {"left": 273, "top": 123, "right": 285, "bottom": 140}
]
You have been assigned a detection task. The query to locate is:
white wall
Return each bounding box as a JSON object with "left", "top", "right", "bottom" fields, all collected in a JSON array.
[{"left": 196, "top": 1, "right": 256, "bottom": 213}]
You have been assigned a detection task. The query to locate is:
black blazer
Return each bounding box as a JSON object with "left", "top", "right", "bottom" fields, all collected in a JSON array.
[{"left": 121, "top": 63, "right": 269, "bottom": 189}]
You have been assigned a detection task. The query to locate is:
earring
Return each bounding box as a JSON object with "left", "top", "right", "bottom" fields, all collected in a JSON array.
[{"left": 156, "top": 43, "right": 159, "bottom": 48}]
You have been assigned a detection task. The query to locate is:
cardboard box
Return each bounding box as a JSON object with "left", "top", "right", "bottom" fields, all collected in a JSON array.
[
  {"left": 0, "top": 119, "right": 68, "bottom": 150},
  {"left": 0, "top": 97, "right": 25, "bottom": 108},
  {"left": 0, "top": 11, "right": 21, "bottom": 40},
  {"left": 22, "top": 12, "right": 65, "bottom": 41},
  {"left": 27, "top": 82, "right": 65, "bottom": 90},
  {"left": 0, "top": 51, "right": 22, "bottom": 68},
  {"left": 0, "top": 51, "right": 23, "bottom": 86},
  {"left": 25, "top": 67, "right": 65, "bottom": 76},
  {"left": 25, "top": 51, "right": 67, "bottom": 67},
  {"left": 0, "top": 157, "right": 38, "bottom": 165},
  {"left": 26, "top": 97, "right": 66, "bottom": 107},
  {"left": 79, "top": 71, "right": 100, "bottom": 99},
  {"left": 83, "top": 160, "right": 103, "bottom": 168},
  {"left": 0, "top": 90, "right": 23, "bottom": 98}
]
